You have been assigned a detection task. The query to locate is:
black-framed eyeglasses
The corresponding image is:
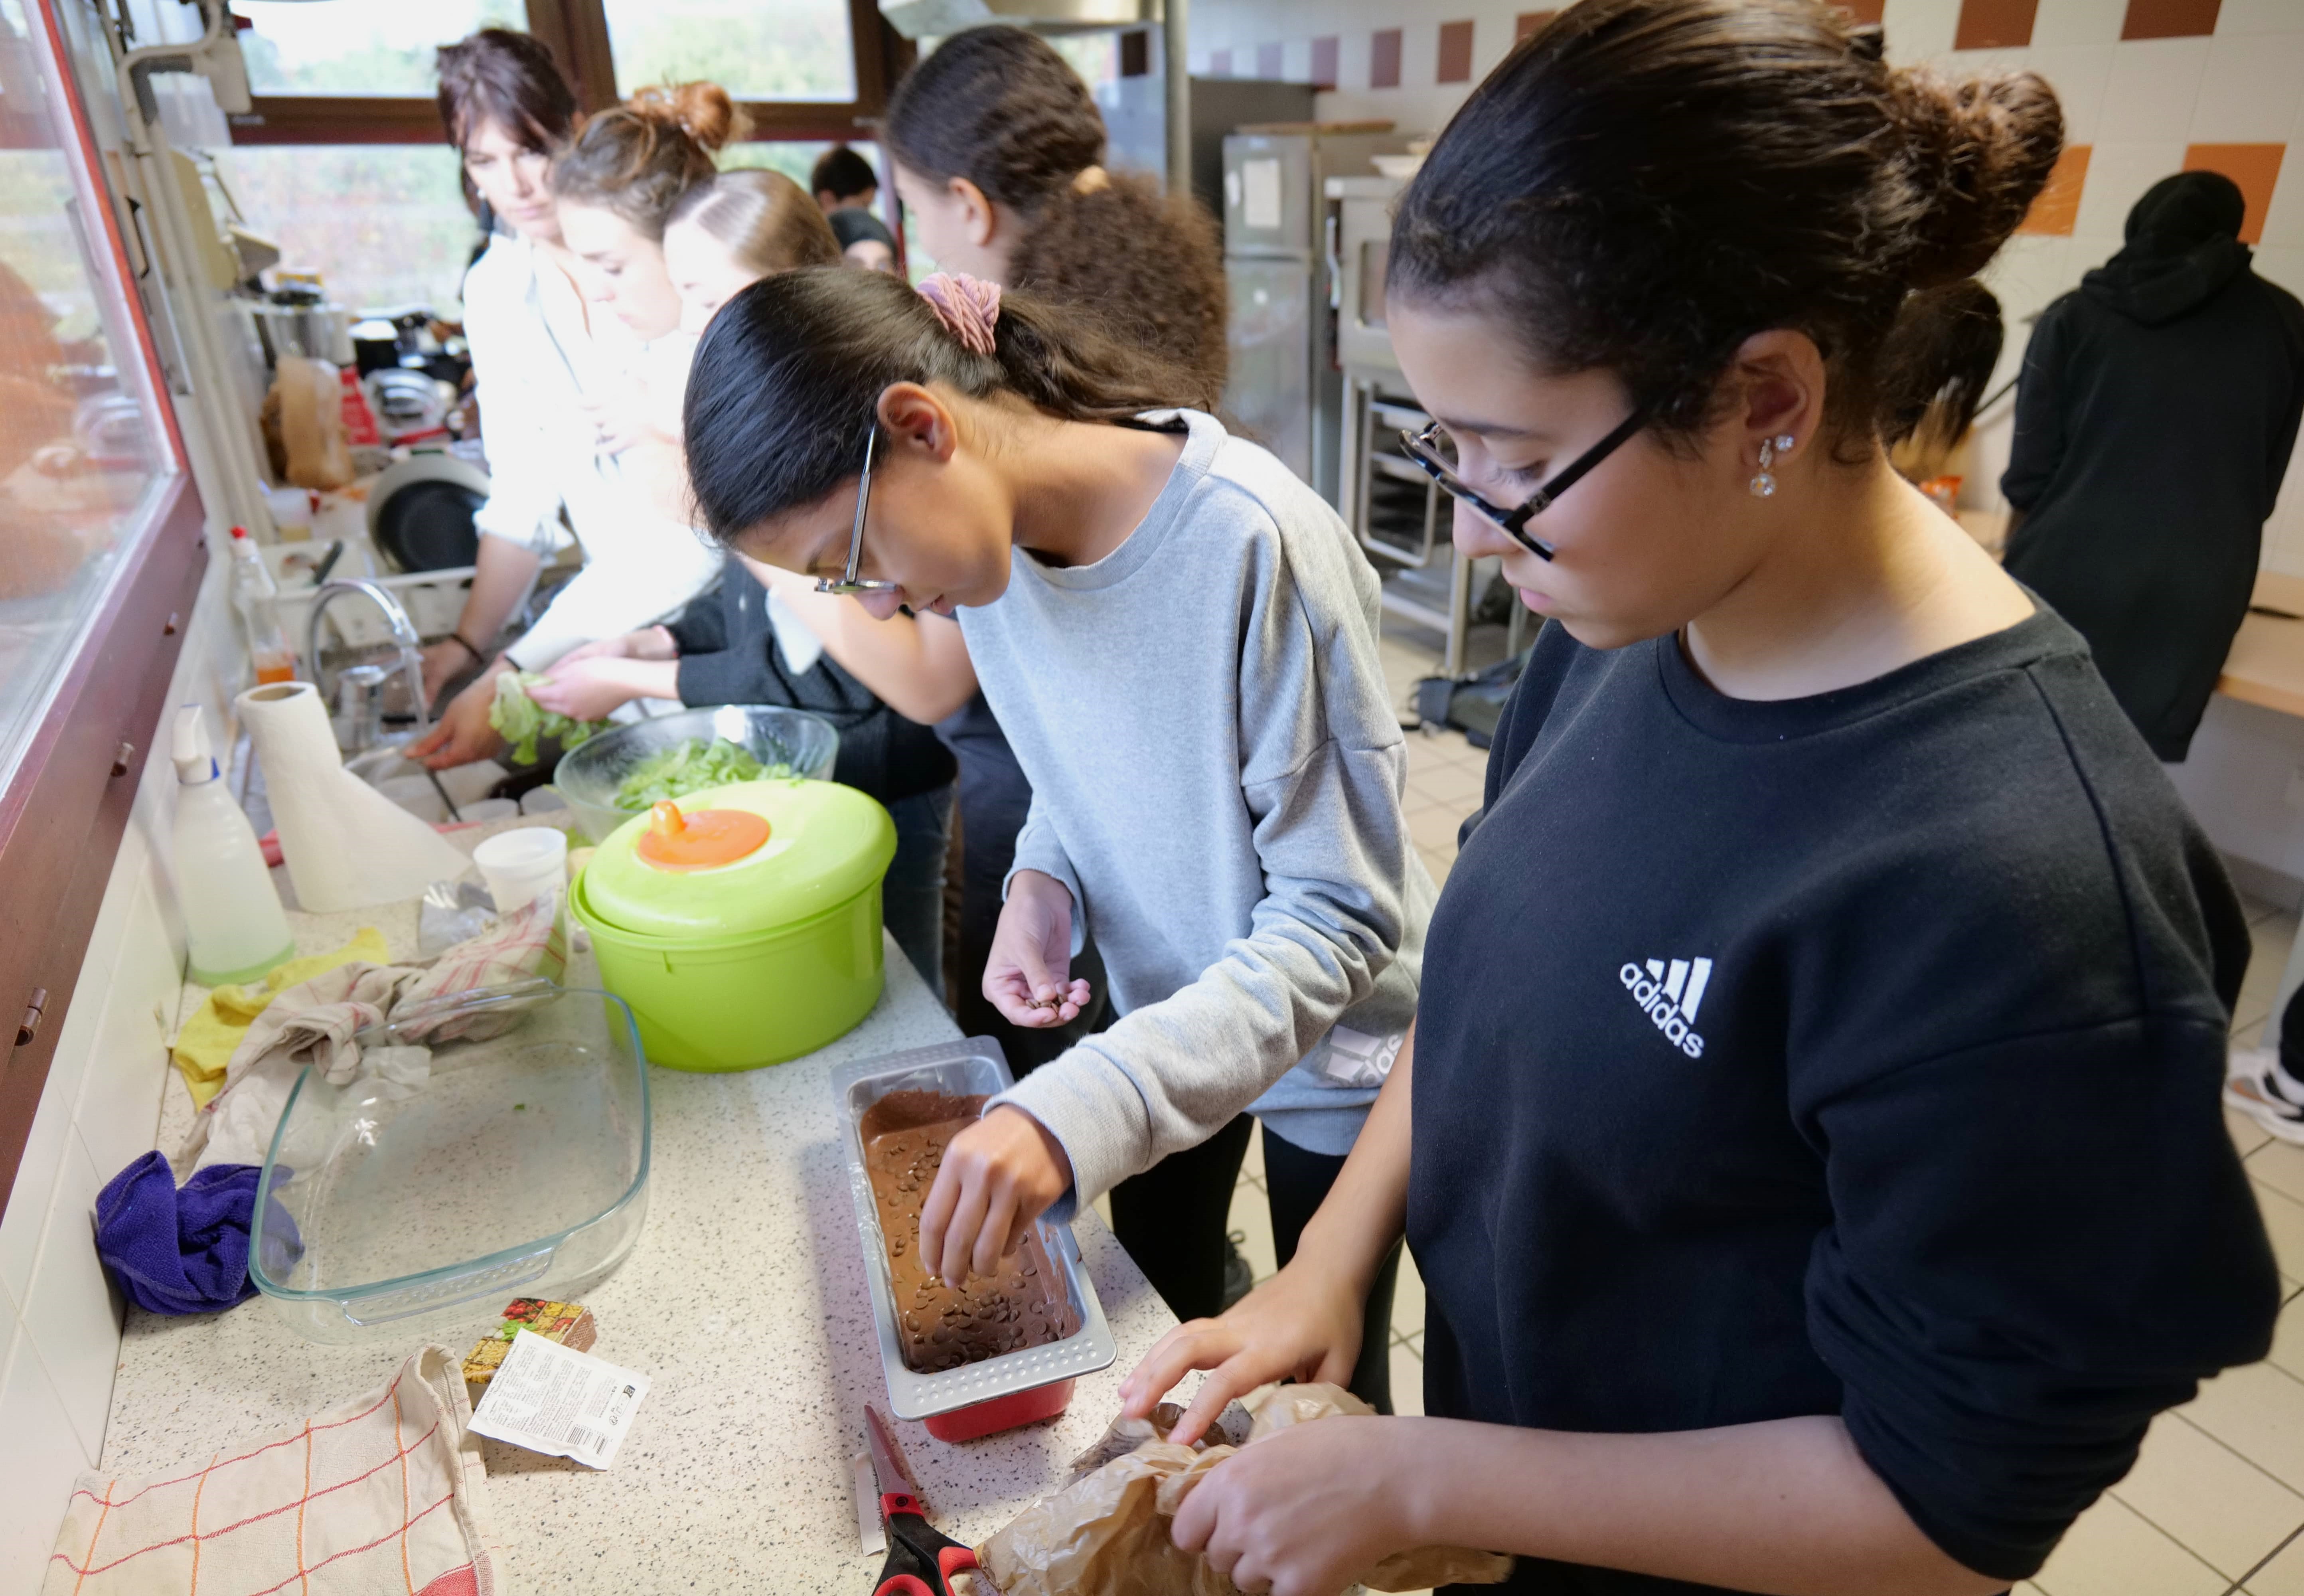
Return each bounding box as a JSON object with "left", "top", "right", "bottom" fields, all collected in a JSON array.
[
  {"left": 816, "top": 423, "right": 901, "bottom": 597},
  {"left": 1399, "top": 411, "right": 1645, "bottom": 561}
]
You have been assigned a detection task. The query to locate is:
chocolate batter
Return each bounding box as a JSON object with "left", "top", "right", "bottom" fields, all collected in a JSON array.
[{"left": 861, "top": 1090, "right": 1080, "bottom": 1373}]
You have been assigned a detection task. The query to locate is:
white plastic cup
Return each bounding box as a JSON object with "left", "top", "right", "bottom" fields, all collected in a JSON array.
[{"left": 473, "top": 827, "right": 569, "bottom": 914}]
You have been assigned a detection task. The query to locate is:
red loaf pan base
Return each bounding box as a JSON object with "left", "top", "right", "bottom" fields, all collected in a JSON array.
[{"left": 924, "top": 1377, "right": 1077, "bottom": 1442}]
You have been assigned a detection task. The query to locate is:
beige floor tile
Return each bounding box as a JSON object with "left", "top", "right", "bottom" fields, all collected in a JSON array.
[
  {"left": 1407, "top": 804, "right": 1467, "bottom": 857},
  {"left": 2268, "top": 1292, "right": 2304, "bottom": 1383},
  {"left": 1228, "top": 1178, "right": 1278, "bottom": 1284},
  {"left": 2257, "top": 1182, "right": 2304, "bottom": 1283},
  {"left": 1407, "top": 758, "right": 1486, "bottom": 812},
  {"left": 1390, "top": 1337, "right": 1425, "bottom": 1418},
  {"left": 1240, "top": 1121, "right": 1266, "bottom": 1187},
  {"left": 2255, "top": 1139, "right": 2304, "bottom": 1206},
  {"left": 2180, "top": 1361, "right": 2304, "bottom": 1491},
  {"left": 1392, "top": 1246, "right": 1427, "bottom": 1345},
  {"left": 2239, "top": 1108, "right": 2279, "bottom": 1160},
  {"left": 2245, "top": 891, "right": 2292, "bottom": 926},
  {"left": 2033, "top": 1491, "right": 2227, "bottom": 1596},
  {"left": 2242, "top": 1524, "right": 2304, "bottom": 1595},
  {"left": 1419, "top": 846, "right": 1455, "bottom": 886},
  {"left": 2110, "top": 1413, "right": 2304, "bottom": 1578}
]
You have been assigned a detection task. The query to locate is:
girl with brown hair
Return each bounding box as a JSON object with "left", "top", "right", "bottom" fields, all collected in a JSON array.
[
  {"left": 411, "top": 74, "right": 736, "bottom": 768},
  {"left": 662, "top": 169, "right": 841, "bottom": 334},
  {"left": 1117, "top": 3, "right": 2277, "bottom": 1592}
]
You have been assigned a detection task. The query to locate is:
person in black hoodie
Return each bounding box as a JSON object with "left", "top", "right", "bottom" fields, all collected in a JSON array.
[
  {"left": 2003, "top": 171, "right": 2304, "bottom": 762},
  {"left": 1116, "top": 5, "right": 2279, "bottom": 1594}
]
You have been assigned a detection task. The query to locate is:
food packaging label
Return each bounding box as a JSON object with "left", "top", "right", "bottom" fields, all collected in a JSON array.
[{"left": 468, "top": 1329, "right": 650, "bottom": 1468}]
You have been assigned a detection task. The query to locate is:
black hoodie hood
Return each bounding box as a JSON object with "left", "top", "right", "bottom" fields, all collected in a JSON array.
[{"left": 2081, "top": 171, "right": 2254, "bottom": 327}]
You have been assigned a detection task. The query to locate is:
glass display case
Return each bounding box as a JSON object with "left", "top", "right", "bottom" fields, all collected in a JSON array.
[{"left": 0, "top": 0, "right": 180, "bottom": 796}]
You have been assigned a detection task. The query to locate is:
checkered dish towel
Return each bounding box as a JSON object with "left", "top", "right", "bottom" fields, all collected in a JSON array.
[{"left": 44, "top": 1345, "right": 503, "bottom": 1596}]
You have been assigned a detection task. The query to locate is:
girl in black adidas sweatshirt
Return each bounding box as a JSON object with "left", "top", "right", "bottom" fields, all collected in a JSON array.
[{"left": 1120, "top": 3, "right": 2279, "bottom": 1594}]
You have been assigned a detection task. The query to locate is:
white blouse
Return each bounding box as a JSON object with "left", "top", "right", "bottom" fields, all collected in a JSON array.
[{"left": 460, "top": 233, "right": 723, "bottom": 670}]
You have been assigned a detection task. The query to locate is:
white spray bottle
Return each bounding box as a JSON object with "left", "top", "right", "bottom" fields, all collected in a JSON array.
[{"left": 170, "top": 704, "right": 294, "bottom": 985}]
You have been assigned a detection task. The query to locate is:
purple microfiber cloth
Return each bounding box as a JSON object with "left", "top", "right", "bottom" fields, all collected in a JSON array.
[{"left": 94, "top": 1151, "right": 298, "bottom": 1315}]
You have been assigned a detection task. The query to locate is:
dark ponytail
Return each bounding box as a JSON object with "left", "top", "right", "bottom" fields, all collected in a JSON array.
[
  {"left": 684, "top": 267, "right": 1203, "bottom": 545},
  {"left": 1390, "top": 0, "right": 2062, "bottom": 450},
  {"left": 884, "top": 26, "right": 1105, "bottom": 213}
]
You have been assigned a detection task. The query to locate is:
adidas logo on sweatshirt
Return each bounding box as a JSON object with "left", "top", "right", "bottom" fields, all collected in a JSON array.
[{"left": 1619, "top": 956, "right": 1711, "bottom": 1058}]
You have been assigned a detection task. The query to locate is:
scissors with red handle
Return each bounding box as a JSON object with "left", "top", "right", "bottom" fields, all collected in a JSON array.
[{"left": 866, "top": 1404, "right": 981, "bottom": 1596}]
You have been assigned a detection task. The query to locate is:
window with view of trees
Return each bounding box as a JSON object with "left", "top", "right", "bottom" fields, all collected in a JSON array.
[
  {"left": 604, "top": 0, "right": 855, "bottom": 101},
  {"left": 237, "top": 0, "right": 527, "bottom": 96}
]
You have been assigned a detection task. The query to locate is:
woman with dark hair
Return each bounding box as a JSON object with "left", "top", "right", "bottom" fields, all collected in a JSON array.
[
  {"left": 1116, "top": 4, "right": 2278, "bottom": 1593},
  {"left": 1883, "top": 280, "right": 2004, "bottom": 485},
  {"left": 679, "top": 265, "right": 1431, "bottom": 1400},
  {"left": 411, "top": 45, "right": 728, "bottom": 768}
]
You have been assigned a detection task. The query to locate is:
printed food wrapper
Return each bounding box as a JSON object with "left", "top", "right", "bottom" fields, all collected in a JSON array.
[{"left": 977, "top": 1384, "right": 1512, "bottom": 1596}]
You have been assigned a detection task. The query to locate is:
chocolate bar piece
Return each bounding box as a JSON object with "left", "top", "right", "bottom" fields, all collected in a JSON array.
[
  {"left": 861, "top": 1090, "right": 1080, "bottom": 1374},
  {"left": 463, "top": 1298, "right": 598, "bottom": 1389}
]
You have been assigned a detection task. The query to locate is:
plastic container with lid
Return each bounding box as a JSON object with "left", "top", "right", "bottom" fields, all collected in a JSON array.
[{"left": 571, "top": 778, "right": 896, "bottom": 1071}]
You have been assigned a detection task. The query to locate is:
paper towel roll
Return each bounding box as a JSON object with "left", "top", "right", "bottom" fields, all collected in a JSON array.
[{"left": 237, "top": 681, "right": 469, "bottom": 912}]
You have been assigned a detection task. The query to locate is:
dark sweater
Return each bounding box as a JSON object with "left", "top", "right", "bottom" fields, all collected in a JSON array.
[
  {"left": 2002, "top": 244, "right": 2304, "bottom": 760},
  {"left": 1410, "top": 611, "right": 2277, "bottom": 1593},
  {"left": 665, "top": 572, "right": 954, "bottom": 804}
]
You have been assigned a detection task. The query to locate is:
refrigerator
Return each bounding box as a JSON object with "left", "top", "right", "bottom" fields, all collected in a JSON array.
[{"left": 1220, "top": 127, "right": 1412, "bottom": 506}]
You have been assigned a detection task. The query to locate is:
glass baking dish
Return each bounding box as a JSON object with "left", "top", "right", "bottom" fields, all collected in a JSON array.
[{"left": 248, "top": 984, "right": 651, "bottom": 1345}]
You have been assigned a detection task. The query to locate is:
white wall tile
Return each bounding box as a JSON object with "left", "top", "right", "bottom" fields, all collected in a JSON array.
[
  {"left": 0, "top": 1333, "right": 95, "bottom": 1595},
  {"left": 2190, "top": 32, "right": 2304, "bottom": 143},
  {"left": 72, "top": 877, "right": 176, "bottom": 1185},
  {"left": 2032, "top": 0, "right": 2128, "bottom": 48},
  {"left": 2074, "top": 139, "right": 2191, "bottom": 235},
  {"left": 2028, "top": 43, "right": 2116, "bottom": 144},
  {"left": 1883, "top": 0, "right": 1962, "bottom": 63},
  {"left": 2101, "top": 37, "right": 2213, "bottom": 143},
  {"left": 2262, "top": 174, "right": 2304, "bottom": 253},
  {"left": 2258, "top": 245, "right": 2304, "bottom": 296},
  {"left": 2214, "top": 0, "right": 2304, "bottom": 36},
  {"left": 21, "top": 1136, "right": 121, "bottom": 1464}
]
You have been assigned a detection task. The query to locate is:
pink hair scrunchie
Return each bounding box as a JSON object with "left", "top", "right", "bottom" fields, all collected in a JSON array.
[{"left": 917, "top": 272, "right": 1003, "bottom": 356}]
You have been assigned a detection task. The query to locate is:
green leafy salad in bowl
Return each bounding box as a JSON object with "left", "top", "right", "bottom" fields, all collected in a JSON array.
[
  {"left": 489, "top": 672, "right": 610, "bottom": 765},
  {"left": 613, "top": 738, "right": 796, "bottom": 809}
]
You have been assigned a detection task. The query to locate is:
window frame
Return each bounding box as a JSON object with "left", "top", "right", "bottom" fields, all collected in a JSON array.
[{"left": 225, "top": 0, "right": 912, "bottom": 147}]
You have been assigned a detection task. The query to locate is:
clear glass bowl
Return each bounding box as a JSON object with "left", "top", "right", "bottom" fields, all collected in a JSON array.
[
  {"left": 248, "top": 984, "right": 651, "bottom": 1345},
  {"left": 553, "top": 704, "right": 840, "bottom": 844}
]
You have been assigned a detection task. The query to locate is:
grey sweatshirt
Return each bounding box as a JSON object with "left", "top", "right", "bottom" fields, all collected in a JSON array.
[{"left": 960, "top": 410, "right": 1435, "bottom": 1213}]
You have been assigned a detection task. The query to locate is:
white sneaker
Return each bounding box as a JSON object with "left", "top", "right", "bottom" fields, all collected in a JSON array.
[{"left": 2225, "top": 1048, "right": 2304, "bottom": 1144}]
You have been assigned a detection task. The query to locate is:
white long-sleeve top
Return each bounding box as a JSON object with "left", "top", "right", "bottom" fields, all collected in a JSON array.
[{"left": 460, "top": 233, "right": 722, "bottom": 670}]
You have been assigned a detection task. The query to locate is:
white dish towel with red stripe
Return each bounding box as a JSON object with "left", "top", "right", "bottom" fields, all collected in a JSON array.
[{"left": 43, "top": 1345, "right": 504, "bottom": 1596}]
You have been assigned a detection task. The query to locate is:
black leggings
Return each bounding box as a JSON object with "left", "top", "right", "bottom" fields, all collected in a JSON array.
[{"left": 1264, "top": 1126, "right": 1404, "bottom": 1416}]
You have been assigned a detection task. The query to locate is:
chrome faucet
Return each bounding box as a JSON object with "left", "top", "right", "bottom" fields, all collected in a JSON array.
[{"left": 305, "top": 579, "right": 432, "bottom": 738}]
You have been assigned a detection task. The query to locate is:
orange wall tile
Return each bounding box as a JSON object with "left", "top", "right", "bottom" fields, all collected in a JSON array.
[
  {"left": 1516, "top": 10, "right": 1558, "bottom": 40},
  {"left": 1840, "top": 0, "right": 1887, "bottom": 21},
  {"left": 2123, "top": 0, "right": 2222, "bottom": 39},
  {"left": 1371, "top": 27, "right": 1404, "bottom": 89},
  {"left": 1438, "top": 20, "right": 1476, "bottom": 83},
  {"left": 2019, "top": 145, "right": 2091, "bottom": 237},
  {"left": 2184, "top": 144, "right": 2287, "bottom": 245},
  {"left": 1311, "top": 35, "right": 1339, "bottom": 89},
  {"left": 1955, "top": 0, "right": 2039, "bottom": 48}
]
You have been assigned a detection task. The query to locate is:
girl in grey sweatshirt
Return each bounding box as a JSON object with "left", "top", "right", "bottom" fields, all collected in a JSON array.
[{"left": 679, "top": 266, "right": 1432, "bottom": 1363}]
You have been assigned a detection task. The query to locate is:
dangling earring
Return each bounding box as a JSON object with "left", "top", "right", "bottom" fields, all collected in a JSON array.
[{"left": 1749, "top": 433, "right": 1795, "bottom": 498}]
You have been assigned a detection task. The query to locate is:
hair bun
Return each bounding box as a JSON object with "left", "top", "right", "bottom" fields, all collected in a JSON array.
[
  {"left": 628, "top": 81, "right": 747, "bottom": 153},
  {"left": 1888, "top": 67, "right": 2063, "bottom": 287},
  {"left": 1848, "top": 23, "right": 1886, "bottom": 62}
]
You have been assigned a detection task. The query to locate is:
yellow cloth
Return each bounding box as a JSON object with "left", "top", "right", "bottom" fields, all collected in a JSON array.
[{"left": 170, "top": 928, "right": 389, "bottom": 1107}]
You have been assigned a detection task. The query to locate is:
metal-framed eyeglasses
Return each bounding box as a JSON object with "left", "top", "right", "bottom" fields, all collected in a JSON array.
[
  {"left": 1399, "top": 410, "right": 1645, "bottom": 561},
  {"left": 815, "top": 424, "right": 902, "bottom": 597}
]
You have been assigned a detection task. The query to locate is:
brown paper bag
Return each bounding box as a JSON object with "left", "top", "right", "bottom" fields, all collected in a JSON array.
[{"left": 978, "top": 1385, "right": 1512, "bottom": 1595}]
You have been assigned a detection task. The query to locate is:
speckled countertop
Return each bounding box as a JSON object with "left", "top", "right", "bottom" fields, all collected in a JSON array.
[{"left": 107, "top": 819, "right": 1179, "bottom": 1593}]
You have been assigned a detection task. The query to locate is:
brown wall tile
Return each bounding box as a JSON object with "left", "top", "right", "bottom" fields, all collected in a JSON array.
[
  {"left": 1839, "top": 0, "right": 1887, "bottom": 21},
  {"left": 1517, "top": 10, "right": 1560, "bottom": 39},
  {"left": 2123, "top": 0, "right": 2222, "bottom": 39},
  {"left": 1954, "top": 0, "right": 2039, "bottom": 48},
  {"left": 1257, "top": 41, "right": 1283, "bottom": 78},
  {"left": 1371, "top": 27, "right": 1404, "bottom": 89},
  {"left": 2184, "top": 143, "right": 2287, "bottom": 245},
  {"left": 2018, "top": 145, "right": 2091, "bottom": 236},
  {"left": 1311, "top": 35, "right": 1340, "bottom": 90},
  {"left": 1438, "top": 20, "right": 1476, "bottom": 83}
]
